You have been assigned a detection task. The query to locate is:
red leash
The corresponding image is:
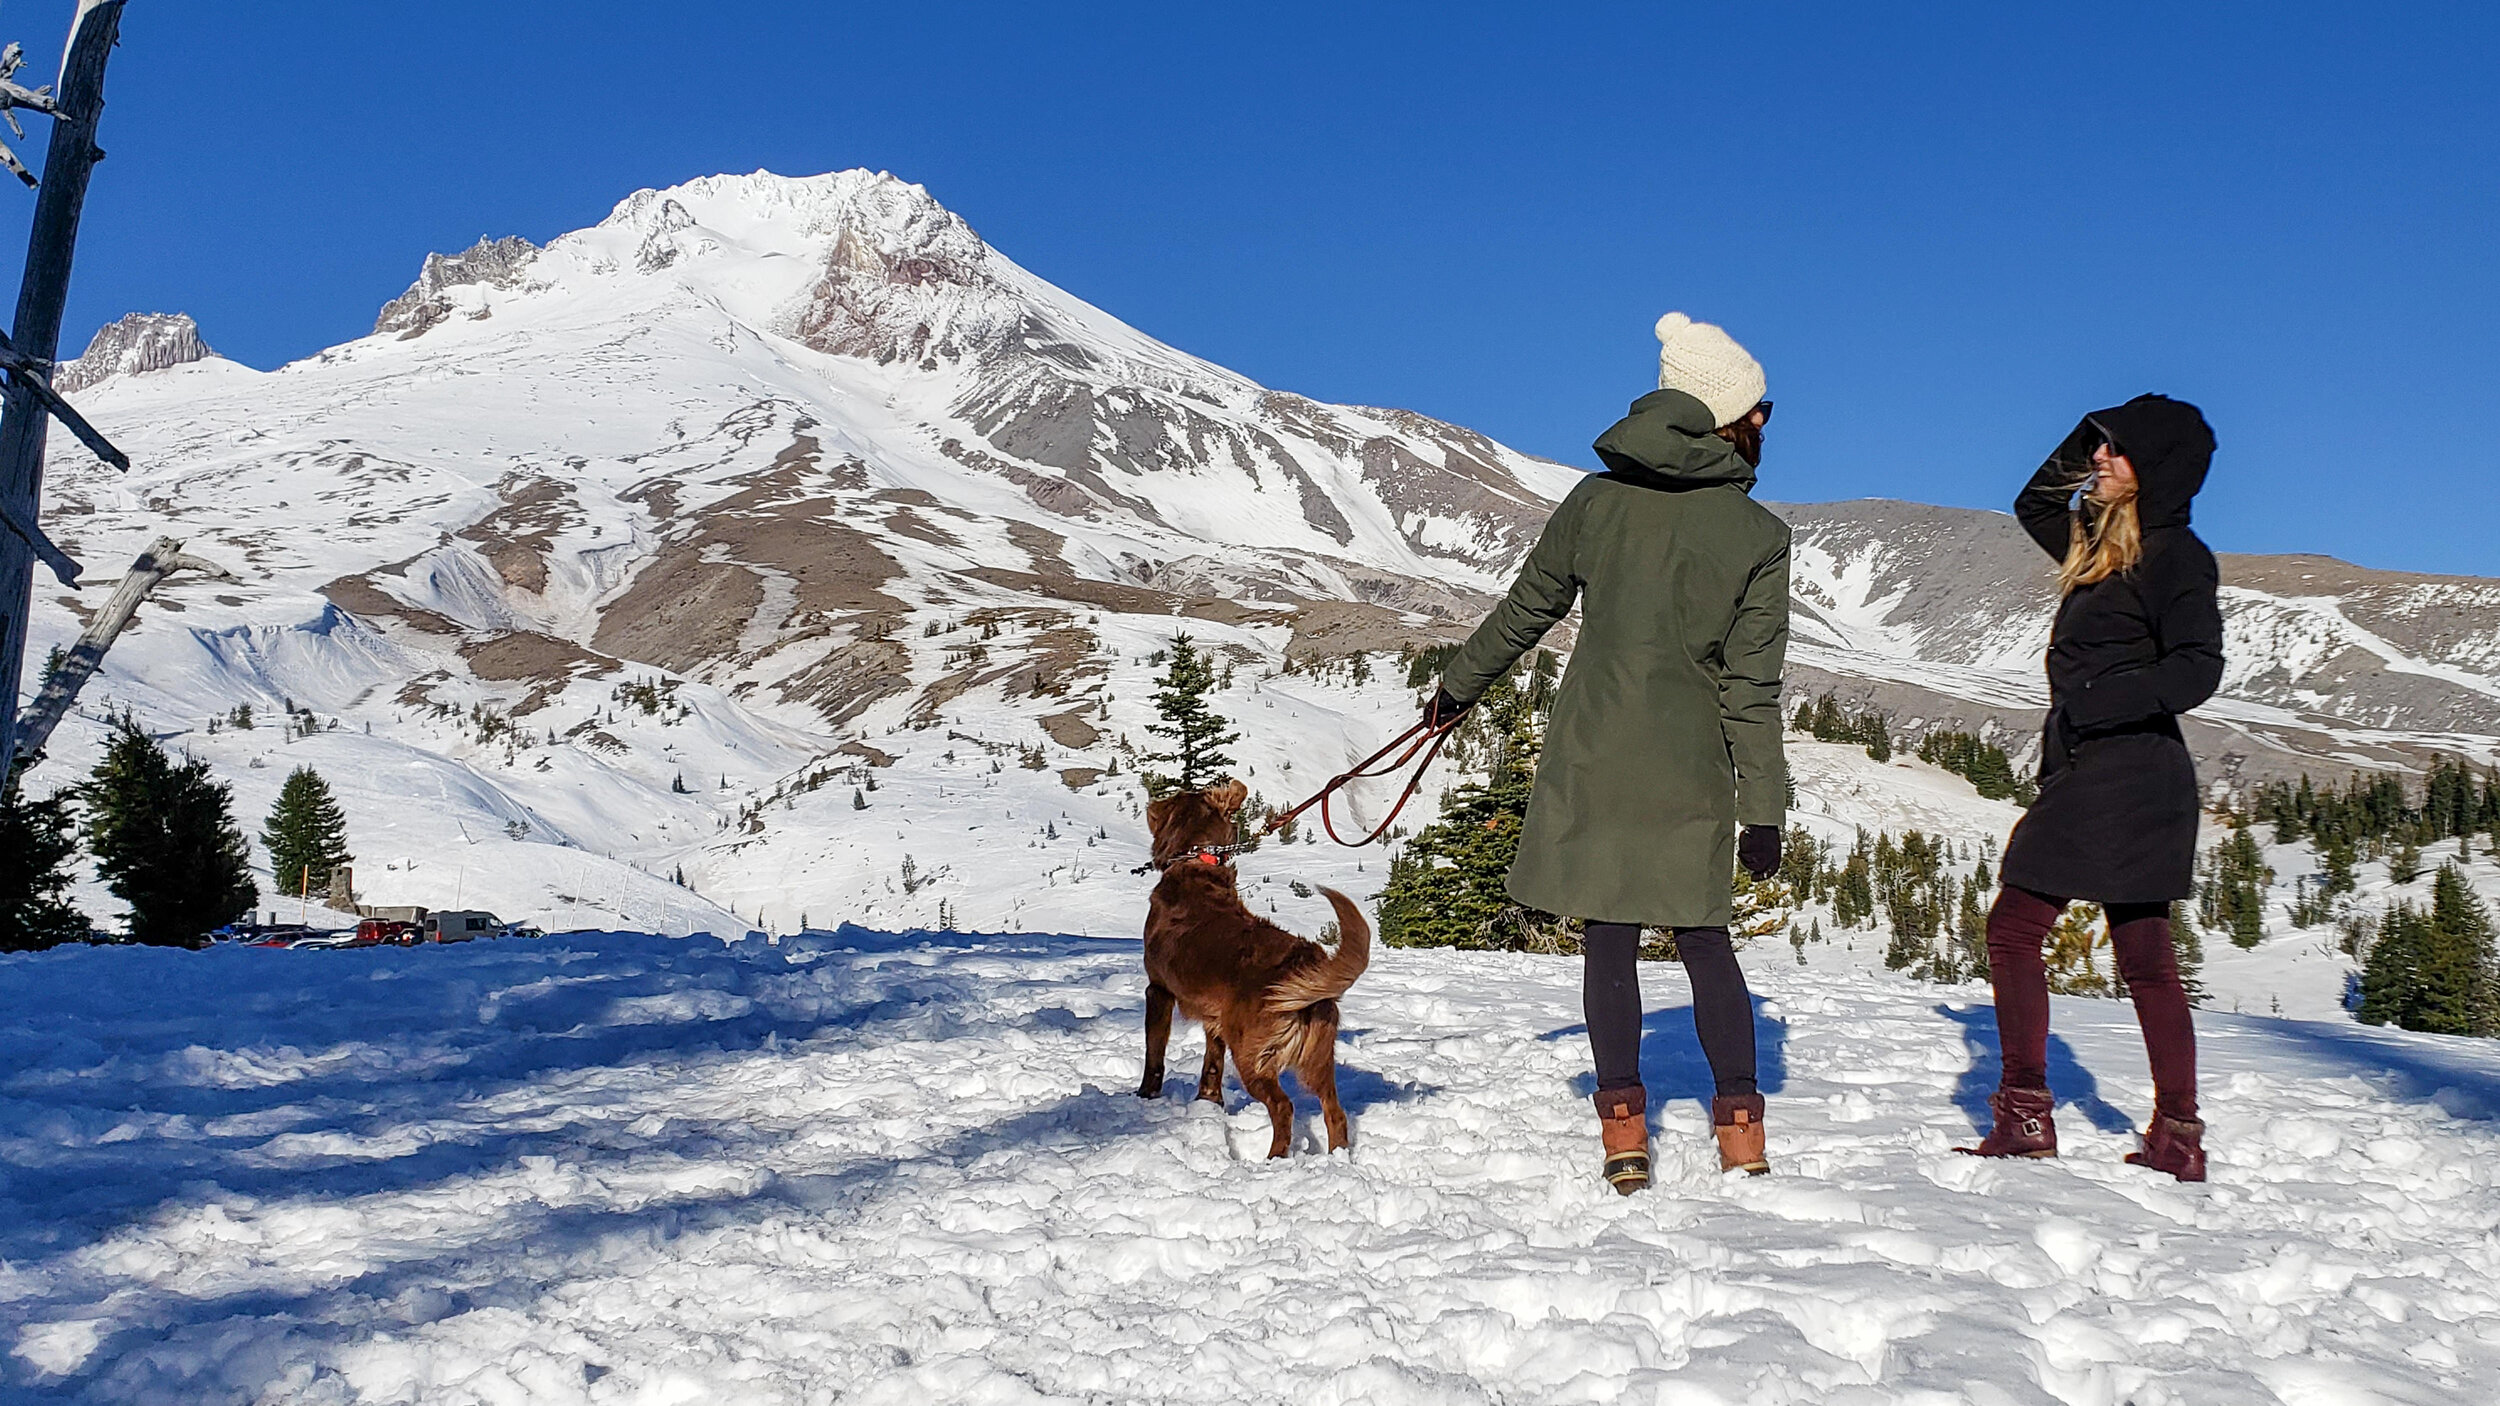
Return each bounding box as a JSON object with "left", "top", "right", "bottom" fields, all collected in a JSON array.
[{"left": 1261, "top": 715, "right": 1461, "bottom": 848}]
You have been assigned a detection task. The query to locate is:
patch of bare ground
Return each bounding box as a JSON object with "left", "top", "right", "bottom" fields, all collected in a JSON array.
[
  {"left": 908, "top": 622, "right": 1104, "bottom": 726},
  {"left": 591, "top": 549, "right": 766, "bottom": 674},
  {"left": 957, "top": 567, "right": 1284, "bottom": 629},
  {"left": 837, "top": 740, "right": 896, "bottom": 767},
  {"left": 935, "top": 435, "right": 1159, "bottom": 524},
  {"left": 1060, "top": 767, "right": 1104, "bottom": 791},
  {"left": 1040, "top": 709, "right": 1100, "bottom": 749},
  {"left": 882, "top": 508, "right": 963, "bottom": 548},
  {"left": 1004, "top": 520, "right": 1074, "bottom": 576},
  {"left": 623, "top": 478, "right": 683, "bottom": 523},
  {"left": 459, "top": 631, "right": 623, "bottom": 714},
  {"left": 874, "top": 486, "right": 974, "bottom": 520},
  {"left": 322, "top": 572, "right": 461, "bottom": 636},
  {"left": 776, "top": 635, "right": 913, "bottom": 726},
  {"left": 593, "top": 453, "right": 909, "bottom": 676},
  {"left": 1284, "top": 600, "right": 1469, "bottom": 663},
  {"left": 395, "top": 673, "right": 451, "bottom": 709},
  {"left": 455, "top": 473, "right": 576, "bottom": 594}
]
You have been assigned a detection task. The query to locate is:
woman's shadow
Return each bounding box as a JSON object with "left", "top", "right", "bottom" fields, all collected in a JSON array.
[
  {"left": 1546, "top": 995, "right": 1789, "bottom": 1107},
  {"left": 1936, "top": 1003, "right": 2134, "bottom": 1134}
]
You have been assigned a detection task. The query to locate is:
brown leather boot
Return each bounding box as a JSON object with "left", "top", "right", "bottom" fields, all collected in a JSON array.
[
  {"left": 1955, "top": 1086, "right": 2058, "bottom": 1158},
  {"left": 1712, "top": 1093, "right": 1769, "bottom": 1175},
  {"left": 1593, "top": 1085, "right": 1650, "bottom": 1195},
  {"left": 2125, "top": 1113, "right": 2207, "bottom": 1182}
]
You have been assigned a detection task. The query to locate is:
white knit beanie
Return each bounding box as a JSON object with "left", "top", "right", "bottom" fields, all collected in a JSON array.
[{"left": 1654, "top": 312, "right": 1766, "bottom": 429}]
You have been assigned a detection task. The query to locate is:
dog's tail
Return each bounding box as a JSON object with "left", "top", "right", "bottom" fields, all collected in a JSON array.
[
  {"left": 1268, "top": 888, "right": 1372, "bottom": 1014},
  {"left": 1262, "top": 890, "right": 1372, "bottom": 1078}
]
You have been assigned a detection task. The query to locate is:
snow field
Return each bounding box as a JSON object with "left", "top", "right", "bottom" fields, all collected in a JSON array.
[{"left": 4, "top": 929, "right": 2497, "bottom": 1403}]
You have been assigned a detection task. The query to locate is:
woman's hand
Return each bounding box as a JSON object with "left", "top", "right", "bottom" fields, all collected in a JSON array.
[
  {"left": 1423, "top": 689, "right": 1472, "bottom": 731},
  {"left": 1738, "top": 825, "right": 1782, "bottom": 881}
]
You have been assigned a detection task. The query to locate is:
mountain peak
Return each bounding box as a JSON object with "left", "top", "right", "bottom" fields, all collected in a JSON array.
[
  {"left": 374, "top": 235, "right": 543, "bottom": 338},
  {"left": 56, "top": 312, "right": 218, "bottom": 393}
]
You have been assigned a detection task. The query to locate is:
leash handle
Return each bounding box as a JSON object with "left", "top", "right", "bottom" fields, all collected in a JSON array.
[{"left": 1262, "top": 714, "right": 1459, "bottom": 848}]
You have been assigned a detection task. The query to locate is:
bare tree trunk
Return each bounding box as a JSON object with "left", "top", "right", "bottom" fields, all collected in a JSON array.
[
  {"left": 0, "top": 1, "right": 127, "bottom": 774},
  {"left": 12, "top": 535, "right": 232, "bottom": 769}
]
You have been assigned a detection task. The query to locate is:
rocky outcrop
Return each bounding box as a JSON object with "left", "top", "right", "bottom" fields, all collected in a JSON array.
[
  {"left": 374, "top": 236, "right": 543, "bottom": 338},
  {"left": 55, "top": 312, "right": 217, "bottom": 393}
]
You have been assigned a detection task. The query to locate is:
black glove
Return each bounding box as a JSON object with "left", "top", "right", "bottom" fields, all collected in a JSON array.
[
  {"left": 1738, "top": 825, "right": 1782, "bottom": 881},
  {"left": 1422, "top": 688, "right": 1472, "bottom": 730}
]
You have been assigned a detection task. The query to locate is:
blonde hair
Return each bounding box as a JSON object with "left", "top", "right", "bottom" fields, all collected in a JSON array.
[{"left": 2057, "top": 479, "right": 2142, "bottom": 594}]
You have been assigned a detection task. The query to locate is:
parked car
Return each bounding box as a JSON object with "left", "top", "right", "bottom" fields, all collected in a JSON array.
[
  {"left": 354, "top": 918, "right": 421, "bottom": 946},
  {"left": 226, "top": 923, "right": 318, "bottom": 948},
  {"left": 285, "top": 931, "right": 368, "bottom": 950},
  {"left": 491, "top": 923, "right": 545, "bottom": 941}
]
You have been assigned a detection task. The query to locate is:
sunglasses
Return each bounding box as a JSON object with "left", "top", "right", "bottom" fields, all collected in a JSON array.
[{"left": 1751, "top": 400, "right": 1774, "bottom": 425}]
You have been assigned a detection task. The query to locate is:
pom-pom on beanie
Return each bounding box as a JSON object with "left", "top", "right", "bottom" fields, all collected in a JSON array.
[{"left": 1654, "top": 312, "right": 1766, "bottom": 430}]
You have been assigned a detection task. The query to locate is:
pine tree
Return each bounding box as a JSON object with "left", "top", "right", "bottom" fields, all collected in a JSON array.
[
  {"left": 261, "top": 766, "right": 353, "bottom": 901},
  {"left": 83, "top": 720, "right": 259, "bottom": 945},
  {"left": 1955, "top": 874, "right": 1990, "bottom": 979},
  {"left": 2199, "top": 819, "right": 2270, "bottom": 949},
  {"left": 2320, "top": 838, "right": 2357, "bottom": 898},
  {"left": 2357, "top": 864, "right": 2498, "bottom": 1036},
  {"left": 1, "top": 784, "right": 89, "bottom": 950},
  {"left": 2428, "top": 863, "right": 2499, "bottom": 1036},
  {"left": 2169, "top": 901, "right": 2206, "bottom": 1005},
  {"left": 2389, "top": 838, "right": 2423, "bottom": 885},
  {"left": 2357, "top": 901, "right": 2431, "bottom": 1030},
  {"left": 1138, "top": 633, "right": 1240, "bottom": 797},
  {"left": 2043, "top": 904, "right": 2115, "bottom": 996},
  {"left": 1377, "top": 678, "right": 1563, "bottom": 950}
]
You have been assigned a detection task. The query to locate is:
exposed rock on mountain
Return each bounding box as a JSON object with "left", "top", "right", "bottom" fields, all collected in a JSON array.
[
  {"left": 374, "top": 235, "right": 543, "bottom": 338},
  {"left": 54, "top": 312, "right": 218, "bottom": 393}
]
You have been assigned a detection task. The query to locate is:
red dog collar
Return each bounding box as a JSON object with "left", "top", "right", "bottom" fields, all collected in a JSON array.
[{"left": 1195, "top": 850, "right": 1223, "bottom": 866}]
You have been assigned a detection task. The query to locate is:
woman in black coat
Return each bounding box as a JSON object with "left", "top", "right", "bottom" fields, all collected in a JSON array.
[{"left": 1961, "top": 393, "right": 2223, "bottom": 1181}]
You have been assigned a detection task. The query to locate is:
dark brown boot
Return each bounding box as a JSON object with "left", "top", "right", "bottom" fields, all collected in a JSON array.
[
  {"left": 1594, "top": 1085, "right": 1650, "bottom": 1195},
  {"left": 2126, "top": 1113, "right": 2207, "bottom": 1182},
  {"left": 1712, "top": 1093, "right": 1769, "bottom": 1175},
  {"left": 1955, "top": 1086, "right": 2058, "bottom": 1159}
]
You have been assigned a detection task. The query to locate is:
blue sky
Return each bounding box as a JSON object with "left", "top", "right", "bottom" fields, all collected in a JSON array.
[{"left": 6, "top": 1, "right": 2494, "bottom": 573}]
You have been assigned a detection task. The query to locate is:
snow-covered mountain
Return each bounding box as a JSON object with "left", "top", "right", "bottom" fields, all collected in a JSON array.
[
  {"left": 19, "top": 166, "right": 2499, "bottom": 953},
  {"left": 1778, "top": 500, "right": 2500, "bottom": 788},
  {"left": 22, "top": 169, "right": 1577, "bottom": 938}
]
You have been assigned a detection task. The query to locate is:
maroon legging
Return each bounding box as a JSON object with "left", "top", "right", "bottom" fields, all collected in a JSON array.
[{"left": 1986, "top": 886, "right": 2198, "bottom": 1121}]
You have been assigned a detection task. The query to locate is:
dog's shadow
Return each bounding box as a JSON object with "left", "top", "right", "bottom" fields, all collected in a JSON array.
[{"left": 1146, "top": 1058, "right": 1438, "bottom": 1123}]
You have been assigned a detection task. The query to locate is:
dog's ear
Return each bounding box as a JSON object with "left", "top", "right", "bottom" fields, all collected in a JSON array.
[
  {"left": 1144, "top": 794, "right": 1178, "bottom": 833},
  {"left": 1206, "top": 778, "right": 1248, "bottom": 815}
]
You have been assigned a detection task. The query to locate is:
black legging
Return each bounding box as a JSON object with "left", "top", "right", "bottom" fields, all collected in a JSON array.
[{"left": 1584, "top": 922, "right": 1756, "bottom": 1097}]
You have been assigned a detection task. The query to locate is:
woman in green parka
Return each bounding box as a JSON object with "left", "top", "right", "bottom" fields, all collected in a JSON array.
[{"left": 1431, "top": 313, "right": 1790, "bottom": 1193}]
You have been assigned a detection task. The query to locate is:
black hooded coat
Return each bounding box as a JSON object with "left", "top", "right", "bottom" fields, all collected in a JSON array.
[{"left": 1999, "top": 394, "right": 2224, "bottom": 904}]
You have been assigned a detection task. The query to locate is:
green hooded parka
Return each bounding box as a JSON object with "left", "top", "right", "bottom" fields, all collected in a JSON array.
[{"left": 1437, "top": 388, "right": 1790, "bottom": 929}]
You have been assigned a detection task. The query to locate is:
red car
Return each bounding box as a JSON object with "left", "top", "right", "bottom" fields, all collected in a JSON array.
[{"left": 354, "top": 918, "right": 420, "bottom": 946}]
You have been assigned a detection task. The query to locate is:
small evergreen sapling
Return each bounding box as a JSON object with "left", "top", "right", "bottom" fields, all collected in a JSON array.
[
  {"left": 1138, "top": 633, "right": 1240, "bottom": 798},
  {"left": 262, "top": 766, "right": 353, "bottom": 900}
]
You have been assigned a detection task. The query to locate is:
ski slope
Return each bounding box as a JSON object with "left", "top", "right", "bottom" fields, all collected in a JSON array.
[{"left": 5, "top": 928, "right": 2496, "bottom": 1403}]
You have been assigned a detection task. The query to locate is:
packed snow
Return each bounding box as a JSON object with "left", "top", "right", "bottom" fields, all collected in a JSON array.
[{"left": 4, "top": 926, "right": 2497, "bottom": 1403}]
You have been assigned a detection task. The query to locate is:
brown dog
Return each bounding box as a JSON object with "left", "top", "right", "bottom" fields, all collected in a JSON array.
[{"left": 1139, "top": 779, "right": 1371, "bottom": 1158}]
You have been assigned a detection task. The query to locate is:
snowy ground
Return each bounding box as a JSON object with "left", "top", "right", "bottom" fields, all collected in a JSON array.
[{"left": 6, "top": 928, "right": 2497, "bottom": 1404}]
